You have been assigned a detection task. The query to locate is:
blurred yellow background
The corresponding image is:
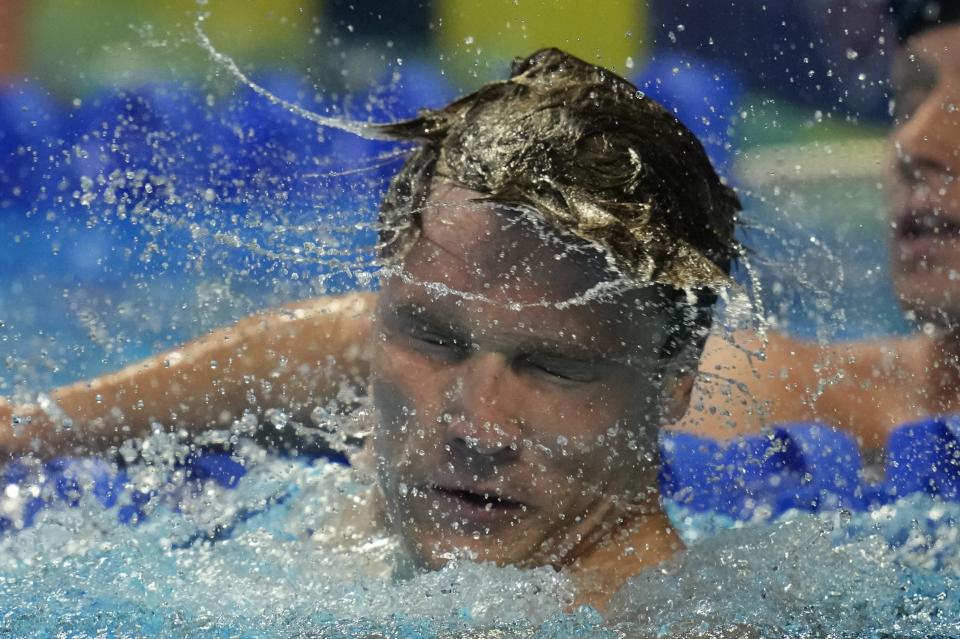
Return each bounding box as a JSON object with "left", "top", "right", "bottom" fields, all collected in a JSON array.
[{"left": 7, "top": 0, "right": 645, "bottom": 92}]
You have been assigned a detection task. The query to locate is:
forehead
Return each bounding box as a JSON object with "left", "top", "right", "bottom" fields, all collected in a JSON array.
[
  {"left": 408, "top": 183, "right": 615, "bottom": 299},
  {"left": 379, "top": 183, "right": 671, "bottom": 356}
]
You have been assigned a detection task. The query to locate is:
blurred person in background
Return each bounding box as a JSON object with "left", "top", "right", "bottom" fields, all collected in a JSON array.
[{"left": 674, "top": 0, "right": 960, "bottom": 454}]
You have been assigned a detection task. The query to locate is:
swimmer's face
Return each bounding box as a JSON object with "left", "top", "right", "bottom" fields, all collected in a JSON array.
[
  {"left": 888, "top": 24, "right": 960, "bottom": 325},
  {"left": 370, "top": 183, "right": 693, "bottom": 570}
]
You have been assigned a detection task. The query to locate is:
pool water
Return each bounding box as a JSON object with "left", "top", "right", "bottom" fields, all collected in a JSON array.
[
  {"left": 2, "top": 433, "right": 960, "bottom": 638},
  {"left": 0, "top": 449, "right": 583, "bottom": 638}
]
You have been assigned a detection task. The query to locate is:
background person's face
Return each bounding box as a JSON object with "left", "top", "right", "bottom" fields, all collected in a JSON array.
[
  {"left": 888, "top": 24, "right": 960, "bottom": 325},
  {"left": 370, "top": 184, "right": 690, "bottom": 570}
]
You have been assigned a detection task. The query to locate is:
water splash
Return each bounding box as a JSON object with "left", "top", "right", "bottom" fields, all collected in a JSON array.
[
  {"left": 4, "top": 448, "right": 960, "bottom": 637},
  {"left": 610, "top": 504, "right": 960, "bottom": 637},
  {"left": 194, "top": 16, "right": 397, "bottom": 141},
  {"left": 0, "top": 454, "right": 589, "bottom": 638}
]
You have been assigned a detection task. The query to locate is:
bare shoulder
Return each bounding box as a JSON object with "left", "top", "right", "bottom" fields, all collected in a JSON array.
[
  {"left": 830, "top": 333, "right": 925, "bottom": 379},
  {"left": 697, "top": 329, "right": 820, "bottom": 384},
  {"left": 281, "top": 291, "right": 378, "bottom": 317},
  {"left": 270, "top": 291, "right": 378, "bottom": 332},
  {"left": 677, "top": 327, "right": 915, "bottom": 437},
  {"left": 678, "top": 329, "right": 823, "bottom": 439},
  {"left": 229, "top": 291, "right": 378, "bottom": 342},
  {"left": 680, "top": 327, "right": 928, "bottom": 444},
  {"left": 268, "top": 291, "right": 379, "bottom": 368}
]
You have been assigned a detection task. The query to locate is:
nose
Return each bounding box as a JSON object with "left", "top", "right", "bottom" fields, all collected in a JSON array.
[
  {"left": 894, "top": 89, "right": 960, "bottom": 184},
  {"left": 444, "top": 352, "right": 523, "bottom": 460}
]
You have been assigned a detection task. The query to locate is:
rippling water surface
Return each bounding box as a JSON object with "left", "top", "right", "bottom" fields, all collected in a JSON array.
[{"left": 1, "top": 441, "right": 959, "bottom": 638}]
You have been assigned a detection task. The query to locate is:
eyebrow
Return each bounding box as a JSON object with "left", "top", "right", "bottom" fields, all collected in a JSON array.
[
  {"left": 387, "top": 302, "right": 641, "bottom": 366},
  {"left": 387, "top": 303, "right": 469, "bottom": 339}
]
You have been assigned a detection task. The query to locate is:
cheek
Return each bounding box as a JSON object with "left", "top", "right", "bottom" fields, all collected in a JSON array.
[
  {"left": 566, "top": 378, "right": 658, "bottom": 428},
  {"left": 527, "top": 382, "right": 657, "bottom": 467},
  {"left": 372, "top": 340, "right": 434, "bottom": 411},
  {"left": 370, "top": 344, "right": 447, "bottom": 460},
  {"left": 370, "top": 378, "right": 437, "bottom": 510},
  {"left": 588, "top": 380, "right": 662, "bottom": 458},
  {"left": 371, "top": 377, "right": 411, "bottom": 448}
]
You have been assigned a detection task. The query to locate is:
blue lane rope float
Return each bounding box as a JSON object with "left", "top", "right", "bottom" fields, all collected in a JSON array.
[
  {"left": 660, "top": 419, "right": 960, "bottom": 521},
  {"left": 5, "top": 418, "right": 960, "bottom": 539}
]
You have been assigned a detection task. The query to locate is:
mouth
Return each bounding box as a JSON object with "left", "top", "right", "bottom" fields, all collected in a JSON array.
[
  {"left": 427, "top": 485, "right": 527, "bottom": 525},
  {"left": 895, "top": 209, "right": 960, "bottom": 242}
]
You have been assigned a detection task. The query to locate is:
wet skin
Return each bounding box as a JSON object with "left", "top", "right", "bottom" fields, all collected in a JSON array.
[
  {"left": 369, "top": 183, "right": 689, "bottom": 575},
  {"left": 889, "top": 23, "right": 960, "bottom": 324}
]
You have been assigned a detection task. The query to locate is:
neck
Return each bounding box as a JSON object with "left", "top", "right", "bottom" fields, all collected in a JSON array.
[{"left": 566, "top": 497, "right": 681, "bottom": 612}]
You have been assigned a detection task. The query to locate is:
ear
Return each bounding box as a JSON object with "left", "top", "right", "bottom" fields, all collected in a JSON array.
[{"left": 659, "top": 366, "right": 697, "bottom": 426}]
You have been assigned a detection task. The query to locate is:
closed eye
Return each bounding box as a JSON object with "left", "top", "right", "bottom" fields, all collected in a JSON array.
[
  {"left": 409, "top": 330, "right": 472, "bottom": 359},
  {"left": 383, "top": 304, "right": 472, "bottom": 360},
  {"left": 517, "top": 354, "right": 601, "bottom": 384}
]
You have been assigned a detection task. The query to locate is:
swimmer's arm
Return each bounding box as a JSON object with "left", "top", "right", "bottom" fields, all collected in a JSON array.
[
  {"left": 0, "top": 292, "right": 376, "bottom": 457},
  {"left": 808, "top": 339, "right": 917, "bottom": 451},
  {"left": 676, "top": 330, "right": 892, "bottom": 451},
  {"left": 675, "top": 330, "right": 821, "bottom": 440}
]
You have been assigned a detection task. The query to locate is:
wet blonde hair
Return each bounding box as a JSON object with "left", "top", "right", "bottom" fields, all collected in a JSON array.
[{"left": 374, "top": 47, "right": 742, "bottom": 358}]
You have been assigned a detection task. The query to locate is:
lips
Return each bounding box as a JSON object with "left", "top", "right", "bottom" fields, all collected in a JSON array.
[
  {"left": 892, "top": 208, "right": 960, "bottom": 273},
  {"left": 427, "top": 484, "right": 527, "bottom": 526},
  {"left": 895, "top": 209, "right": 960, "bottom": 241}
]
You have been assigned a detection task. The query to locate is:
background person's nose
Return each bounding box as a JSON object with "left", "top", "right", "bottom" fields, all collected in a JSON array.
[
  {"left": 895, "top": 91, "right": 960, "bottom": 182},
  {"left": 444, "top": 353, "right": 522, "bottom": 460}
]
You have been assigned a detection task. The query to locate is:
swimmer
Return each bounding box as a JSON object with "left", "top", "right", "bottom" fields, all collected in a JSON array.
[
  {"left": 671, "top": 0, "right": 960, "bottom": 452},
  {"left": 0, "top": 49, "right": 740, "bottom": 609}
]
